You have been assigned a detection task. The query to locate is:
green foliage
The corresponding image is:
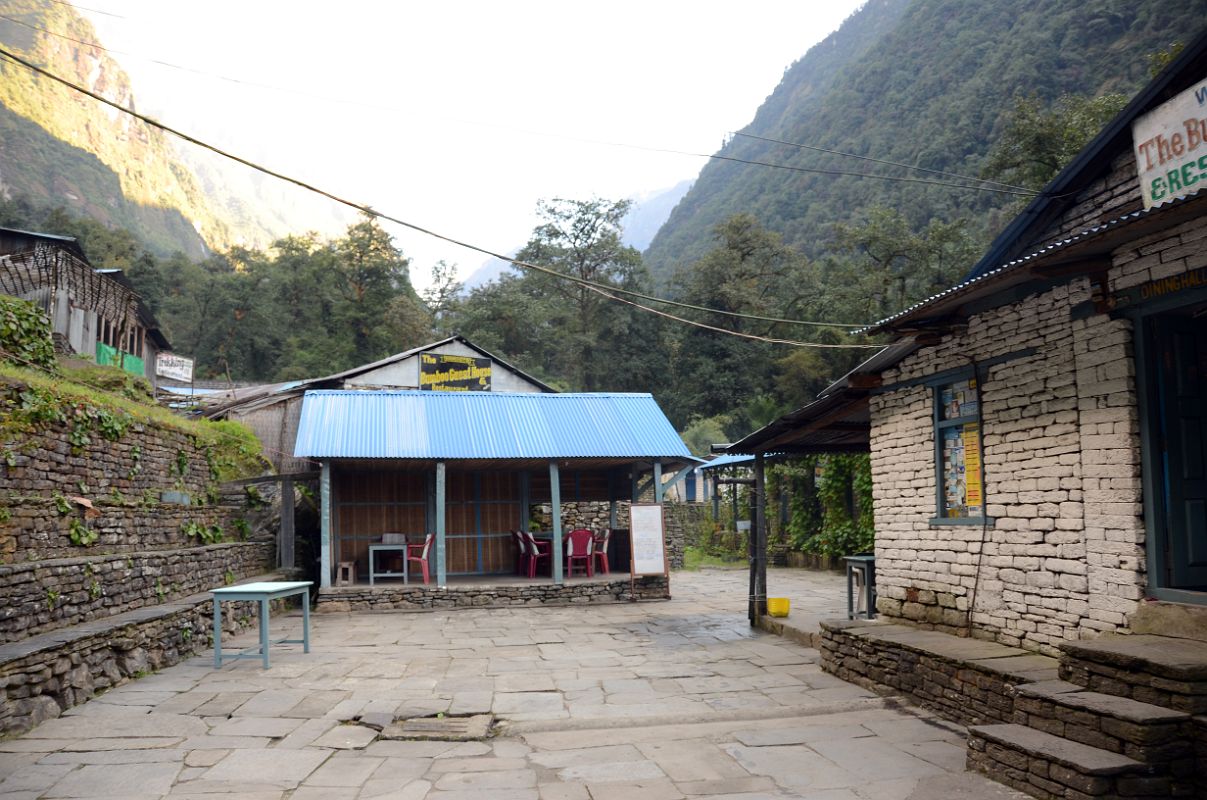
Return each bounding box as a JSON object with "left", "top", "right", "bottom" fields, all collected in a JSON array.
[
  {"left": 981, "top": 93, "right": 1130, "bottom": 193},
  {"left": 680, "top": 415, "right": 731, "bottom": 457},
  {"left": 771, "top": 455, "right": 873, "bottom": 557},
  {"left": 45, "top": 588, "right": 60, "bottom": 610},
  {"left": 182, "top": 520, "right": 224, "bottom": 545},
  {"left": 155, "top": 578, "right": 167, "bottom": 603},
  {"left": 0, "top": 295, "right": 56, "bottom": 373},
  {"left": 224, "top": 569, "right": 236, "bottom": 585},
  {"left": 88, "top": 578, "right": 102, "bottom": 600},
  {"left": 243, "top": 485, "right": 267, "bottom": 509},
  {"left": 232, "top": 518, "right": 251, "bottom": 539},
  {"left": 51, "top": 492, "right": 71, "bottom": 515},
  {"left": 68, "top": 517, "right": 98, "bottom": 546}
]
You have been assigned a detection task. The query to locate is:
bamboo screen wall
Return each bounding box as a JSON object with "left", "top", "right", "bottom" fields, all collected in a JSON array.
[{"left": 334, "top": 467, "right": 522, "bottom": 578}]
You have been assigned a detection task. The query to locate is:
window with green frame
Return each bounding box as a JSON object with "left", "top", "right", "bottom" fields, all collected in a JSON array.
[{"left": 934, "top": 375, "right": 984, "bottom": 521}]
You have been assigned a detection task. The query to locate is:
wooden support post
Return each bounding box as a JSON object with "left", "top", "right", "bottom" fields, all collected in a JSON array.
[
  {"left": 319, "top": 462, "right": 332, "bottom": 590},
  {"left": 436, "top": 462, "right": 447, "bottom": 587},
  {"left": 654, "top": 462, "right": 664, "bottom": 504},
  {"left": 550, "top": 462, "right": 564, "bottom": 584},
  {"left": 754, "top": 452, "right": 768, "bottom": 621},
  {"left": 280, "top": 476, "right": 295, "bottom": 571}
]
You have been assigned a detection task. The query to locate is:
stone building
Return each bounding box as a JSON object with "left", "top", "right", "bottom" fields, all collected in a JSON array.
[{"left": 730, "top": 34, "right": 1207, "bottom": 656}]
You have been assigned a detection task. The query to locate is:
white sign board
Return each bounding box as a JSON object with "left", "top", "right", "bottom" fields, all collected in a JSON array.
[
  {"left": 629, "top": 503, "right": 668, "bottom": 576},
  {"left": 1133, "top": 76, "right": 1207, "bottom": 209},
  {"left": 156, "top": 352, "right": 194, "bottom": 382}
]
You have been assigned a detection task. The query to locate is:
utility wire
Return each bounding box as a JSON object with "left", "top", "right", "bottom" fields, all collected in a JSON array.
[
  {"left": 0, "top": 45, "right": 886, "bottom": 347},
  {"left": 3, "top": 17, "right": 1037, "bottom": 200},
  {"left": 731, "top": 131, "right": 1036, "bottom": 193},
  {"left": 47, "top": 0, "right": 123, "bottom": 18}
]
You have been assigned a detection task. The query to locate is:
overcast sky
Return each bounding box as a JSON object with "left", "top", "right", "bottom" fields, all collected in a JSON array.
[{"left": 80, "top": 1, "right": 865, "bottom": 291}]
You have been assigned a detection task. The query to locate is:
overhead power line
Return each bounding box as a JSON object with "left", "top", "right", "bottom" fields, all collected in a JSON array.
[
  {"left": 730, "top": 131, "right": 1036, "bottom": 193},
  {"left": 0, "top": 45, "right": 887, "bottom": 349},
  {"left": 3, "top": 15, "right": 1038, "bottom": 200}
]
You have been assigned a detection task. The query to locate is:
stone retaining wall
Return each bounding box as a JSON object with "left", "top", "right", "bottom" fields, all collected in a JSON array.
[
  {"left": 0, "top": 411, "right": 218, "bottom": 498},
  {"left": 0, "top": 499, "right": 258, "bottom": 563},
  {"left": 317, "top": 574, "right": 670, "bottom": 612},
  {"left": 0, "top": 582, "right": 292, "bottom": 737},
  {"left": 0, "top": 541, "right": 274, "bottom": 644}
]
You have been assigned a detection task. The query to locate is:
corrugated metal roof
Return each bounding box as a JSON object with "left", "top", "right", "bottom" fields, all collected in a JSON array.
[
  {"left": 698, "top": 454, "right": 754, "bottom": 470},
  {"left": 293, "top": 390, "right": 691, "bottom": 460}
]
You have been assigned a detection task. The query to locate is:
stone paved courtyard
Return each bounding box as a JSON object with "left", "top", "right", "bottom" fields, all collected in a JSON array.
[{"left": 0, "top": 568, "right": 1025, "bottom": 799}]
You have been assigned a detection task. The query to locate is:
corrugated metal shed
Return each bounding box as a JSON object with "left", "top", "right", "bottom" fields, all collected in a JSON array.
[{"left": 294, "top": 390, "right": 691, "bottom": 460}]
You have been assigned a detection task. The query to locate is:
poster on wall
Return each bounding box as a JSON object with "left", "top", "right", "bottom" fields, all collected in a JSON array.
[
  {"left": 629, "top": 503, "right": 668, "bottom": 576},
  {"left": 419, "top": 353, "right": 492, "bottom": 391}
]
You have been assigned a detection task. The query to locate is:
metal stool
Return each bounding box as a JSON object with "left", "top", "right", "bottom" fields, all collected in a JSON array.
[
  {"left": 336, "top": 561, "right": 356, "bottom": 586},
  {"left": 843, "top": 554, "right": 876, "bottom": 619}
]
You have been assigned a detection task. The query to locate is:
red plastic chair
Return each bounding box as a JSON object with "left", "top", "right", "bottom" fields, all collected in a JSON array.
[
  {"left": 592, "top": 529, "right": 611, "bottom": 575},
  {"left": 522, "top": 530, "right": 551, "bottom": 578},
  {"left": 565, "top": 529, "right": 594, "bottom": 578},
  {"left": 408, "top": 533, "right": 434, "bottom": 585}
]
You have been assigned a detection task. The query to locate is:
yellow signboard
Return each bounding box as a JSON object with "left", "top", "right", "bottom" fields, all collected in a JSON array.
[
  {"left": 963, "top": 423, "right": 982, "bottom": 507},
  {"left": 419, "top": 353, "right": 492, "bottom": 391}
]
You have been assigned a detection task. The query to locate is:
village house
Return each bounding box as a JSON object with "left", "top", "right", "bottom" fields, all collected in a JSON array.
[
  {"left": 734, "top": 33, "right": 1207, "bottom": 656},
  {"left": 0, "top": 227, "right": 170, "bottom": 380}
]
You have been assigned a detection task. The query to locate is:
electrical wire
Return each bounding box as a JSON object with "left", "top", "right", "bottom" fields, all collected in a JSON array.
[
  {"left": 46, "top": 0, "right": 123, "bottom": 18},
  {"left": 0, "top": 45, "right": 887, "bottom": 348},
  {"left": 730, "top": 131, "right": 1037, "bottom": 193},
  {"left": 2, "top": 16, "right": 1037, "bottom": 200}
]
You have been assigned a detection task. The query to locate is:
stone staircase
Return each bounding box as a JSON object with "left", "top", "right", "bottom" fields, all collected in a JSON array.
[{"left": 966, "top": 634, "right": 1207, "bottom": 799}]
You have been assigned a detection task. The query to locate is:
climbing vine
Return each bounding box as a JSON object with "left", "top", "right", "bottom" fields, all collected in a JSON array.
[{"left": 769, "top": 454, "right": 874, "bottom": 557}]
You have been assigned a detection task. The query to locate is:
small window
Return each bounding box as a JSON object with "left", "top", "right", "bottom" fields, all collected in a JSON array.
[{"left": 935, "top": 376, "right": 984, "bottom": 520}]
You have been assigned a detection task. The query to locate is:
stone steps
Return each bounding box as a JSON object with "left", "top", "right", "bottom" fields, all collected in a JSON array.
[
  {"left": 1011, "top": 680, "right": 1193, "bottom": 766},
  {"left": 1059, "top": 634, "right": 1207, "bottom": 714},
  {"left": 967, "top": 723, "right": 1174, "bottom": 799}
]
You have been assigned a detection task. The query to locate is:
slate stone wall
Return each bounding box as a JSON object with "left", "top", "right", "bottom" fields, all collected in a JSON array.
[
  {"left": 0, "top": 541, "right": 275, "bottom": 644},
  {"left": 318, "top": 574, "right": 670, "bottom": 612}
]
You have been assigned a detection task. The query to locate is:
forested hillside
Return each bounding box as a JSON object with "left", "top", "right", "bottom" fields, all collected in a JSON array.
[
  {"left": 3, "top": 0, "right": 1205, "bottom": 447},
  {"left": 644, "top": 0, "right": 1207, "bottom": 282},
  {"left": 0, "top": 0, "right": 344, "bottom": 256}
]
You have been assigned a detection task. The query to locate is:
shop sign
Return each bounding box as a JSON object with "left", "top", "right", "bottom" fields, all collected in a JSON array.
[
  {"left": 1112, "top": 266, "right": 1207, "bottom": 309},
  {"left": 155, "top": 352, "right": 194, "bottom": 382},
  {"left": 1133, "top": 78, "right": 1207, "bottom": 209},
  {"left": 419, "top": 353, "right": 491, "bottom": 391}
]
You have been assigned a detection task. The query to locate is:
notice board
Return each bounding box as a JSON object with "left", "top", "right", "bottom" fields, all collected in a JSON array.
[{"left": 629, "top": 503, "right": 668, "bottom": 576}]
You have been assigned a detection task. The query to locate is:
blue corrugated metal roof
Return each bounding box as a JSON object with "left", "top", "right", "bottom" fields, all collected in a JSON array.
[
  {"left": 698, "top": 454, "right": 755, "bottom": 471},
  {"left": 293, "top": 390, "right": 692, "bottom": 460}
]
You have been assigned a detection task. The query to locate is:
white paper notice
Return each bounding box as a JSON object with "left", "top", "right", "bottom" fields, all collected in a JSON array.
[{"left": 629, "top": 504, "right": 667, "bottom": 576}]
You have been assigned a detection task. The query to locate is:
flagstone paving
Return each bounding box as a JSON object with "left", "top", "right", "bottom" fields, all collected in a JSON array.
[{"left": 0, "top": 568, "right": 1026, "bottom": 799}]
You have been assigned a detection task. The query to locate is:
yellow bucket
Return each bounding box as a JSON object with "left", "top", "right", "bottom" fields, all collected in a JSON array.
[{"left": 767, "top": 598, "right": 790, "bottom": 617}]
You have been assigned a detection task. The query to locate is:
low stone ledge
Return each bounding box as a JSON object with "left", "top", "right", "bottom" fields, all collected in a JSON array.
[
  {"left": 0, "top": 572, "right": 291, "bottom": 738},
  {"left": 316, "top": 575, "right": 670, "bottom": 612},
  {"left": 819, "top": 617, "right": 1058, "bottom": 726}
]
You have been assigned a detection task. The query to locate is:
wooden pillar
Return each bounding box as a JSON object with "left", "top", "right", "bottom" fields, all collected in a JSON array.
[
  {"left": 520, "top": 471, "right": 531, "bottom": 532},
  {"left": 653, "top": 462, "right": 664, "bottom": 504},
  {"left": 607, "top": 470, "right": 618, "bottom": 529},
  {"left": 631, "top": 469, "right": 639, "bottom": 502},
  {"left": 319, "top": 462, "right": 332, "bottom": 589},
  {"left": 436, "top": 462, "right": 447, "bottom": 586},
  {"left": 280, "top": 476, "right": 295, "bottom": 570},
  {"left": 754, "top": 452, "right": 768, "bottom": 620},
  {"left": 550, "top": 462, "right": 564, "bottom": 584}
]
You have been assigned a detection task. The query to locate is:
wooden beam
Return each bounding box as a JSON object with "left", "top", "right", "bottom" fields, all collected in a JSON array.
[
  {"left": 319, "top": 462, "right": 332, "bottom": 589},
  {"left": 436, "top": 462, "right": 447, "bottom": 586}
]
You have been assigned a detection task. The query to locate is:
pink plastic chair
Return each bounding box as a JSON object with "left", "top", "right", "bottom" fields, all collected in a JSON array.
[
  {"left": 522, "top": 530, "right": 551, "bottom": 578},
  {"left": 407, "top": 533, "right": 434, "bottom": 584},
  {"left": 565, "top": 529, "right": 594, "bottom": 578},
  {"left": 592, "top": 529, "right": 611, "bottom": 575}
]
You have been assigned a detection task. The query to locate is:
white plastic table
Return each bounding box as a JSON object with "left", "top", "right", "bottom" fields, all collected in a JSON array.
[{"left": 211, "top": 580, "right": 312, "bottom": 669}]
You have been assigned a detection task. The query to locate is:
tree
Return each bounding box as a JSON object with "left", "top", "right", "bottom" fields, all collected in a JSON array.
[
  {"left": 450, "top": 198, "right": 666, "bottom": 394},
  {"left": 332, "top": 217, "right": 416, "bottom": 364},
  {"left": 981, "top": 93, "right": 1129, "bottom": 192}
]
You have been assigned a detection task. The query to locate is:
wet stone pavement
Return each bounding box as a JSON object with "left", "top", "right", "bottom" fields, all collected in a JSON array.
[{"left": 0, "top": 568, "right": 1026, "bottom": 799}]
